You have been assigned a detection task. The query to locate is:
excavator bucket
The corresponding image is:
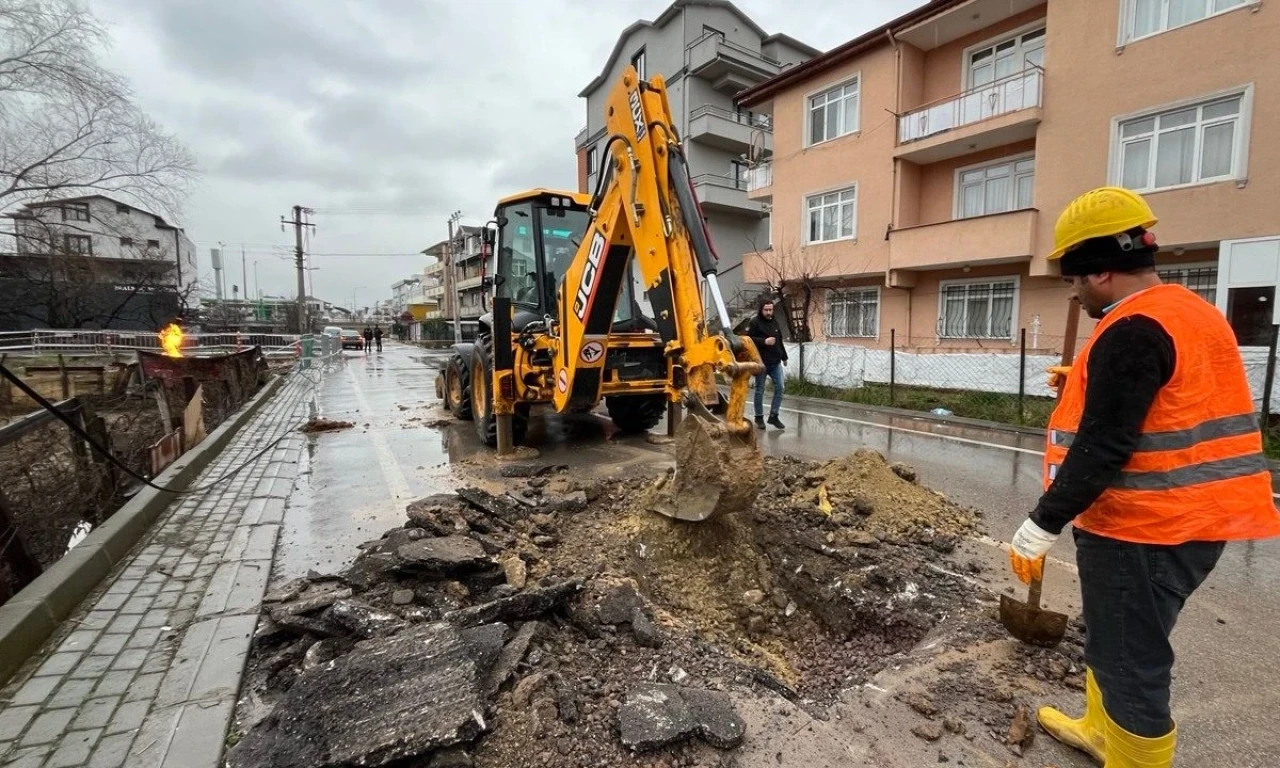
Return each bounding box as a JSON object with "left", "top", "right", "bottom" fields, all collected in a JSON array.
[{"left": 650, "top": 338, "right": 765, "bottom": 522}]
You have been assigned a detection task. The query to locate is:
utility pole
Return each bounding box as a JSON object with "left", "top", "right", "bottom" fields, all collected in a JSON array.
[
  {"left": 447, "top": 210, "right": 463, "bottom": 342},
  {"left": 241, "top": 245, "right": 247, "bottom": 307},
  {"left": 280, "top": 206, "right": 315, "bottom": 333}
]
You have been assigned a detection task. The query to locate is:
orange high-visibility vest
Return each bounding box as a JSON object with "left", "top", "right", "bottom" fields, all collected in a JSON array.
[{"left": 1044, "top": 283, "right": 1280, "bottom": 545}]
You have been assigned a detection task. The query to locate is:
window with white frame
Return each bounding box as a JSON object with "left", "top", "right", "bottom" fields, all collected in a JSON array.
[
  {"left": 827, "top": 288, "right": 879, "bottom": 338},
  {"left": 1157, "top": 264, "right": 1218, "bottom": 303},
  {"left": 1116, "top": 92, "right": 1247, "bottom": 192},
  {"left": 967, "top": 26, "right": 1044, "bottom": 88},
  {"left": 586, "top": 146, "right": 597, "bottom": 175},
  {"left": 939, "top": 278, "right": 1016, "bottom": 339},
  {"left": 1122, "top": 0, "right": 1254, "bottom": 44},
  {"left": 806, "top": 186, "right": 857, "bottom": 243},
  {"left": 808, "top": 78, "right": 859, "bottom": 145},
  {"left": 631, "top": 49, "right": 646, "bottom": 80},
  {"left": 63, "top": 234, "right": 92, "bottom": 255},
  {"left": 956, "top": 155, "right": 1035, "bottom": 218}
]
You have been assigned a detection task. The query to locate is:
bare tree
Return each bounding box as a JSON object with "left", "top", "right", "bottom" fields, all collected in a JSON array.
[
  {"left": 0, "top": 0, "right": 198, "bottom": 218},
  {"left": 745, "top": 225, "right": 838, "bottom": 343}
]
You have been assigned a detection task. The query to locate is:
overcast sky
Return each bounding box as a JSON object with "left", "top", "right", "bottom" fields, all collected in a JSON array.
[{"left": 89, "top": 0, "right": 921, "bottom": 310}]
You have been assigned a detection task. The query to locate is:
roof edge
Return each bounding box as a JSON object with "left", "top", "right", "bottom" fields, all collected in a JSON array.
[{"left": 737, "top": 0, "right": 968, "bottom": 107}]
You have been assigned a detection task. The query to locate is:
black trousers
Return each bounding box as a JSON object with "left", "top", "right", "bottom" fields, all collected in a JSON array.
[{"left": 1074, "top": 528, "right": 1224, "bottom": 737}]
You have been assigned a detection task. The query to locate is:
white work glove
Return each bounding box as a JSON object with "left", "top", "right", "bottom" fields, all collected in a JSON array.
[{"left": 1008, "top": 518, "right": 1059, "bottom": 585}]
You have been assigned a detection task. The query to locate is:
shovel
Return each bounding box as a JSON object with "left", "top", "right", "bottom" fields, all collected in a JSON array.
[
  {"left": 998, "top": 297, "right": 1080, "bottom": 648},
  {"left": 999, "top": 573, "right": 1068, "bottom": 648}
]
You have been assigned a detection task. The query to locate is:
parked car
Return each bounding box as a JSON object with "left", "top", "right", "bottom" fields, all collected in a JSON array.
[{"left": 341, "top": 330, "right": 364, "bottom": 350}]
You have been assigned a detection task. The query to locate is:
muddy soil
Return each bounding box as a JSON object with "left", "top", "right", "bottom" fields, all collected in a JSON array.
[{"left": 232, "top": 449, "right": 1086, "bottom": 768}]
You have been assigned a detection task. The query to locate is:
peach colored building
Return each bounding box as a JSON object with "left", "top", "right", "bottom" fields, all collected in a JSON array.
[{"left": 736, "top": 0, "right": 1280, "bottom": 355}]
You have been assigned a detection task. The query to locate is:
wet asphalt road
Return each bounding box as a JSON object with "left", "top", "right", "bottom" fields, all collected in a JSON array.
[{"left": 279, "top": 343, "right": 1280, "bottom": 767}]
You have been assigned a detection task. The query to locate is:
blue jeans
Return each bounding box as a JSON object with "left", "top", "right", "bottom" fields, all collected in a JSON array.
[{"left": 754, "top": 361, "right": 784, "bottom": 419}]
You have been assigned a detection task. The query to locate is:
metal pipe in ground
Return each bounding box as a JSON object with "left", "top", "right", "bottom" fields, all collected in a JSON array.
[
  {"left": 889, "top": 329, "right": 896, "bottom": 407},
  {"left": 1018, "top": 327, "right": 1027, "bottom": 425},
  {"left": 1262, "top": 324, "right": 1279, "bottom": 442}
]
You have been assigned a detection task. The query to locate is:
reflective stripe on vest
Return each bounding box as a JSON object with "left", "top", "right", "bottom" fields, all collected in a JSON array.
[
  {"left": 1050, "top": 412, "right": 1260, "bottom": 452},
  {"left": 1113, "top": 451, "right": 1269, "bottom": 491}
]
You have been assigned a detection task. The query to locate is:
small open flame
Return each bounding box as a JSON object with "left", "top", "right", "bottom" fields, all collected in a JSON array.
[{"left": 159, "top": 323, "right": 184, "bottom": 357}]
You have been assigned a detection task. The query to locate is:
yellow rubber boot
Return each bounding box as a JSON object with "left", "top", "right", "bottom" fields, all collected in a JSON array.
[
  {"left": 1037, "top": 667, "right": 1107, "bottom": 764},
  {"left": 1103, "top": 712, "right": 1176, "bottom": 767}
]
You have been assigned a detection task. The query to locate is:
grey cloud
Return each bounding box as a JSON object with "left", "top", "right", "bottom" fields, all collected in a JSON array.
[{"left": 88, "top": 0, "right": 922, "bottom": 306}]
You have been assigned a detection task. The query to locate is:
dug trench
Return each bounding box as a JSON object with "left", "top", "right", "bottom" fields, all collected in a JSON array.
[{"left": 227, "top": 448, "right": 1091, "bottom": 768}]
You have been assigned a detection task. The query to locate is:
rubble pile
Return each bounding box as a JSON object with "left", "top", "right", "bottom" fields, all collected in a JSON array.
[
  {"left": 298, "top": 417, "right": 354, "bottom": 433},
  {"left": 228, "top": 451, "right": 1045, "bottom": 767}
]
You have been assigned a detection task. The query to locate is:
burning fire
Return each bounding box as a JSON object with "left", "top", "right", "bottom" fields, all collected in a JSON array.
[{"left": 159, "top": 323, "right": 184, "bottom": 357}]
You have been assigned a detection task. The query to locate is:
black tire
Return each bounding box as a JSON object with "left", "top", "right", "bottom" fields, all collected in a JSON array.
[
  {"left": 605, "top": 394, "right": 666, "bottom": 434},
  {"left": 471, "top": 334, "right": 528, "bottom": 447},
  {"left": 446, "top": 353, "right": 473, "bottom": 420}
]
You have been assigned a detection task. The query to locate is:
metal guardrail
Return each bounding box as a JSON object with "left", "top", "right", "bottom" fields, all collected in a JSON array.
[
  {"left": 0, "top": 330, "right": 305, "bottom": 359},
  {"left": 898, "top": 67, "right": 1044, "bottom": 144}
]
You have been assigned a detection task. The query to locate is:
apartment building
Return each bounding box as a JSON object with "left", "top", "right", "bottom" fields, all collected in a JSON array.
[
  {"left": 419, "top": 225, "right": 488, "bottom": 338},
  {"left": 737, "top": 0, "right": 1278, "bottom": 352},
  {"left": 574, "top": 0, "right": 819, "bottom": 311},
  {"left": 0, "top": 195, "right": 199, "bottom": 330}
]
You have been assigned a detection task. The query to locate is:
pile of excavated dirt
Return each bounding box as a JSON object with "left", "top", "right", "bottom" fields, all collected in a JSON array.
[
  {"left": 298, "top": 417, "right": 353, "bottom": 433},
  {"left": 230, "top": 450, "right": 1071, "bottom": 768}
]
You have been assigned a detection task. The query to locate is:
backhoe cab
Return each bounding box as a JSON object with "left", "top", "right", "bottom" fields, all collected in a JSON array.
[{"left": 438, "top": 66, "right": 765, "bottom": 521}]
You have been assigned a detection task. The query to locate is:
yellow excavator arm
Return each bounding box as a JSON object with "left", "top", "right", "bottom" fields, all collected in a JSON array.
[{"left": 553, "top": 66, "right": 766, "bottom": 521}]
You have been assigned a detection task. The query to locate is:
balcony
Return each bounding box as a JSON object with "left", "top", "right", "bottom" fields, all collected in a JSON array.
[
  {"left": 457, "top": 275, "right": 484, "bottom": 290},
  {"left": 889, "top": 208, "right": 1037, "bottom": 272},
  {"left": 691, "top": 174, "right": 766, "bottom": 217},
  {"left": 746, "top": 162, "right": 772, "bottom": 200},
  {"left": 687, "top": 105, "right": 772, "bottom": 154},
  {"left": 896, "top": 68, "right": 1043, "bottom": 164},
  {"left": 687, "top": 33, "right": 784, "bottom": 94},
  {"left": 424, "top": 284, "right": 445, "bottom": 299}
]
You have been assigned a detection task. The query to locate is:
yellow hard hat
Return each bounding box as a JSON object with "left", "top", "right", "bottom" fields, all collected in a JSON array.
[{"left": 1048, "top": 186, "right": 1158, "bottom": 260}]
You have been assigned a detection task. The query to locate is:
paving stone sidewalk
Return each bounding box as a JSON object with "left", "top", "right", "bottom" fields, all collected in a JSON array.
[{"left": 0, "top": 370, "right": 315, "bottom": 768}]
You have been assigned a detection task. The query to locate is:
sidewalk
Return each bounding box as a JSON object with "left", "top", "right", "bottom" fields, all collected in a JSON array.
[{"left": 0, "top": 369, "right": 314, "bottom": 768}]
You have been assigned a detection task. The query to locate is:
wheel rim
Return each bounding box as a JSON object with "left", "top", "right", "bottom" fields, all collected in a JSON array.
[
  {"left": 473, "top": 361, "right": 487, "bottom": 416},
  {"left": 447, "top": 367, "right": 462, "bottom": 407}
]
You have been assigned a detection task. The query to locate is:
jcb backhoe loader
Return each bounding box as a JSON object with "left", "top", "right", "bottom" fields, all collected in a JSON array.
[{"left": 437, "top": 65, "right": 765, "bottom": 521}]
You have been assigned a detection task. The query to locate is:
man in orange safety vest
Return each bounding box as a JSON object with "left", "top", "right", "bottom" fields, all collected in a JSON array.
[{"left": 1008, "top": 186, "right": 1280, "bottom": 768}]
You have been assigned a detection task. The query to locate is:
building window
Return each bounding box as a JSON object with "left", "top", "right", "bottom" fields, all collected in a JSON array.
[
  {"left": 61, "top": 203, "right": 89, "bottom": 222},
  {"left": 939, "top": 278, "right": 1016, "bottom": 339},
  {"left": 1116, "top": 91, "right": 1247, "bottom": 192},
  {"left": 808, "top": 77, "right": 859, "bottom": 145},
  {"left": 120, "top": 237, "right": 134, "bottom": 247},
  {"left": 146, "top": 239, "right": 160, "bottom": 248},
  {"left": 1122, "top": 0, "right": 1254, "bottom": 44},
  {"left": 1158, "top": 264, "right": 1217, "bottom": 303},
  {"left": 116, "top": 204, "right": 129, "bottom": 214},
  {"left": 967, "top": 27, "right": 1045, "bottom": 88},
  {"left": 703, "top": 25, "right": 724, "bottom": 39},
  {"left": 827, "top": 288, "right": 879, "bottom": 338},
  {"left": 631, "top": 49, "right": 646, "bottom": 79},
  {"left": 956, "top": 155, "right": 1035, "bottom": 218},
  {"left": 586, "top": 146, "right": 597, "bottom": 175},
  {"left": 730, "top": 160, "right": 747, "bottom": 188},
  {"left": 63, "top": 234, "right": 92, "bottom": 255},
  {"left": 805, "top": 186, "right": 857, "bottom": 243}
]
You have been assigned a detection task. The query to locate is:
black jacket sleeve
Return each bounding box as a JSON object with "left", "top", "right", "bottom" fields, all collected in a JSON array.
[{"left": 1030, "top": 314, "right": 1176, "bottom": 535}]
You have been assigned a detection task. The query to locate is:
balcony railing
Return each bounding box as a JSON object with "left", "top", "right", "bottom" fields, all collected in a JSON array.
[
  {"left": 747, "top": 162, "right": 772, "bottom": 192},
  {"left": 692, "top": 173, "right": 748, "bottom": 191},
  {"left": 898, "top": 67, "right": 1043, "bottom": 145},
  {"left": 688, "top": 105, "right": 772, "bottom": 132}
]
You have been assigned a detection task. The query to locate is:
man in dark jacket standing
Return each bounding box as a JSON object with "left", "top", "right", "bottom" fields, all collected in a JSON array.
[{"left": 746, "top": 300, "right": 787, "bottom": 430}]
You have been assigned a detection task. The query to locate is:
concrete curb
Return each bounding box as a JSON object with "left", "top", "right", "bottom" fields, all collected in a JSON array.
[{"left": 0, "top": 371, "right": 288, "bottom": 687}]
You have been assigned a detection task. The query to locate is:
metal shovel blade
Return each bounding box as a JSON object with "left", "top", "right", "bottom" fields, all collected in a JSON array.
[{"left": 999, "top": 577, "right": 1068, "bottom": 648}]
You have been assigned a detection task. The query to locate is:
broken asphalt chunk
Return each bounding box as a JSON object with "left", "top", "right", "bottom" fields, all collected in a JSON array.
[
  {"left": 326, "top": 600, "right": 407, "bottom": 639},
  {"left": 443, "top": 579, "right": 583, "bottom": 629},
  {"left": 396, "top": 535, "right": 492, "bottom": 573},
  {"left": 618, "top": 684, "right": 745, "bottom": 752},
  {"left": 226, "top": 622, "right": 487, "bottom": 768}
]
